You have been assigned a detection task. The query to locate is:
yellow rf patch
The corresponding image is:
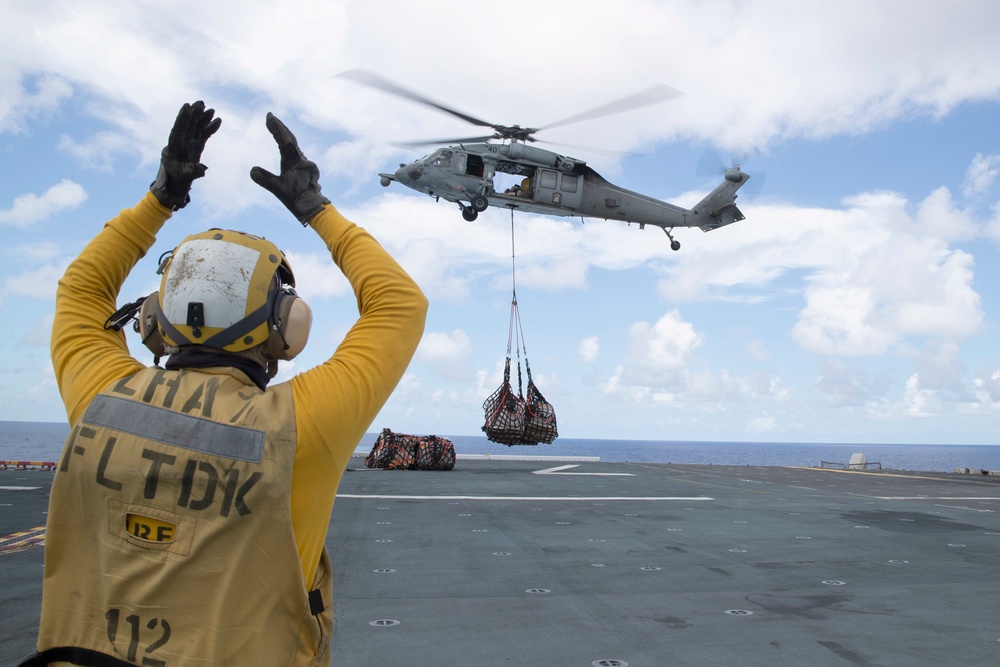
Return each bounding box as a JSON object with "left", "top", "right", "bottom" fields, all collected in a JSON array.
[{"left": 125, "top": 513, "right": 177, "bottom": 543}]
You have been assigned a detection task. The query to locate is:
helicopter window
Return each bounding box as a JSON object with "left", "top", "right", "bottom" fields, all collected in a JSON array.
[
  {"left": 465, "top": 153, "right": 485, "bottom": 178},
  {"left": 539, "top": 170, "right": 558, "bottom": 190},
  {"left": 560, "top": 174, "right": 578, "bottom": 193},
  {"left": 429, "top": 149, "right": 452, "bottom": 168}
]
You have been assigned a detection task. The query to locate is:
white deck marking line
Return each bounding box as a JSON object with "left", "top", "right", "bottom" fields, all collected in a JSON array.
[
  {"left": 792, "top": 466, "right": 979, "bottom": 483},
  {"left": 0, "top": 486, "right": 41, "bottom": 491},
  {"left": 875, "top": 497, "right": 1000, "bottom": 500},
  {"left": 337, "top": 494, "right": 713, "bottom": 501},
  {"left": 933, "top": 504, "right": 994, "bottom": 513},
  {"left": 533, "top": 464, "right": 635, "bottom": 477}
]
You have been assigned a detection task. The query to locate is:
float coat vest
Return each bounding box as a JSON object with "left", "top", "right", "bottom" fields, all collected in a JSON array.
[{"left": 35, "top": 366, "right": 333, "bottom": 666}]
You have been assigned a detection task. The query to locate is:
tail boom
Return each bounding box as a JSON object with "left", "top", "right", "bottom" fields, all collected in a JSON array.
[{"left": 691, "top": 168, "right": 749, "bottom": 232}]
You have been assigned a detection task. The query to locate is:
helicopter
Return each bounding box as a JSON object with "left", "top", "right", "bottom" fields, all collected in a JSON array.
[{"left": 339, "top": 70, "right": 751, "bottom": 251}]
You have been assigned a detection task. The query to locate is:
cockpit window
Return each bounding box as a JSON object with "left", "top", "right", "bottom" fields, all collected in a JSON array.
[{"left": 429, "top": 149, "right": 452, "bottom": 168}]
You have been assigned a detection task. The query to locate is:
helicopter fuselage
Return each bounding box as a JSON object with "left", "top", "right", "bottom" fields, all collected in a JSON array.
[{"left": 380, "top": 142, "right": 748, "bottom": 247}]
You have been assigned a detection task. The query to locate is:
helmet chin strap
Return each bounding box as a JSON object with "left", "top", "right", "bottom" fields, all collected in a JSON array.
[{"left": 154, "top": 288, "right": 280, "bottom": 351}]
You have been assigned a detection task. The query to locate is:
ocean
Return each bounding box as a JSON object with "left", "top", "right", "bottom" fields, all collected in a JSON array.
[{"left": 2, "top": 420, "right": 999, "bottom": 473}]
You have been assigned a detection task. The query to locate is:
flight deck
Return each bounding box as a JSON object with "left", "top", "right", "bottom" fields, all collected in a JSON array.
[{"left": 2, "top": 459, "right": 999, "bottom": 666}]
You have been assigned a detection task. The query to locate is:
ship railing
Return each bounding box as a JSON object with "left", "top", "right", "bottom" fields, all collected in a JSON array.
[
  {"left": 0, "top": 460, "right": 57, "bottom": 471},
  {"left": 820, "top": 460, "right": 882, "bottom": 470}
]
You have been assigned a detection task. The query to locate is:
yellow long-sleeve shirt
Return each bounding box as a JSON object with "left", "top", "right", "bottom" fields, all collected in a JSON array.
[{"left": 50, "top": 191, "right": 428, "bottom": 581}]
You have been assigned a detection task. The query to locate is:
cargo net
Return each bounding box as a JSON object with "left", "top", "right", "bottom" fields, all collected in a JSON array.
[
  {"left": 481, "top": 297, "right": 558, "bottom": 446},
  {"left": 365, "top": 428, "right": 456, "bottom": 471}
]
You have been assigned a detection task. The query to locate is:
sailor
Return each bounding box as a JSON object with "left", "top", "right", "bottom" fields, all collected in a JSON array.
[
  {"left": 22, "top": 102, "right": 427, "bottom": 665},
  {"left": 518, "top": 176, "right": 532, "bottom": 197}
]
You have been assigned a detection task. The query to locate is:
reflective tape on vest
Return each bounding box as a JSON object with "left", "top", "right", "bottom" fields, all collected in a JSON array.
[{"left": 82, "top": 395, "right": 265, "bottom": 462}]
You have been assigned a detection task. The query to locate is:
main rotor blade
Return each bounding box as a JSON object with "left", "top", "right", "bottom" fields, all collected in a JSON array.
[
  {"left": 532, "top": 137, "right": 624, "bottom": 158},
  {"left": 338, "top": 69, "right": 495, "bottom": 129},
  {"left": 393, "top": 135, "right": 498, "bottom": 148},
  {"left": 540, "top": 83, "right": 683, "bottom": 131}
]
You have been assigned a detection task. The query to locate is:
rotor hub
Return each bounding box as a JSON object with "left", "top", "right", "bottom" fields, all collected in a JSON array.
[{"left": 495, "top": 125, "right": 539, "bottom": 142}]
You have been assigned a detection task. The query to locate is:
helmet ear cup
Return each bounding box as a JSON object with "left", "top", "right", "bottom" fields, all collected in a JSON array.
[
  {"left": 138, "top": 293, "right": 167, "bottom": 360},
  {"left": 266, "top": 288, "right": 312, "bottom": 361}
]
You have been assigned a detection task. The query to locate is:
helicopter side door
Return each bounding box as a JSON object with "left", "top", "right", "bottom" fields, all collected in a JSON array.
[
  {"left": 455, "top": 152, "right": 494, "bottom": 194},
  {"left": 534, "top": 169, "right": 582, "bottom": 209}
]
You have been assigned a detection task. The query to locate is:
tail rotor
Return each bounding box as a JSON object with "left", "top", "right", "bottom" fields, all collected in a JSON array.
[{"left": 697, "top": 138, "right": 765, "bottom": 202}]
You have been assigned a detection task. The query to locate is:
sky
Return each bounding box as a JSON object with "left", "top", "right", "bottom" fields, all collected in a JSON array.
[{"left": 3, "top": 1, "right": 1000, "bottom": 445}]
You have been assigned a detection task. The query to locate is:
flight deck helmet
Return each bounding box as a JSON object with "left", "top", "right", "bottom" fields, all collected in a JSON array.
[{"left": 139, "top": 229, "right": 311, "bottom": 362}]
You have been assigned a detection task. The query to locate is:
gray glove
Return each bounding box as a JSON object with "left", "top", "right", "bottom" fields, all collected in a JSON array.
[
  {"left": 250, "top": 113, "right": 331, "bottom": 225},
  {"left": 149, "top": 101, "right": 222, "bottom": 211}
]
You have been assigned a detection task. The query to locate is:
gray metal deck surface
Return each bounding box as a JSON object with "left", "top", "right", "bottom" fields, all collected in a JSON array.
[{"left": 3, "top": 459, "right": 999, "bottom": 666}]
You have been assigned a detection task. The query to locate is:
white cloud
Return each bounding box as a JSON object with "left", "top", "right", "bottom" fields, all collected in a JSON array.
[
  {"left": 747, "top": 415, "right": 777, "bottom": 434},
  {"left": 3, "top": 264, "right": 68, "bottom": 301},
  {"left": 0, "top": 73, "right": 73, "bottom": 135},
  {"left": 913, "top": 340, "right": 965, "bottom": 393},
  {"left": 966, "top": 368, "right": 1000, "bottom": 413},
  {"left": 3, "top": 1, "right": 998, "bottom": 210},
  {"left": 579, "top": 336, "right": 599, "bottom": 363},
  {"left": 794, "top": 285, "right": 900, "bottom": 356},
  {"left": 281, "top": 250, "right": 350, "bottom": 300},
  {"left": 747, "top": 340, "right": 770, "bottom": 362},
  {"left": 865, "top": 373, "right": 939, "bottom": 419},
  {"left": 58, "top": 132, "right": 137, "bottom": 171},
  {"left": 387, "top": 371, "right": 424, "bottom": 405},
  {"left": 621, "top": 310, "right": 702, "bottom": 388},
  {"left": 417, "top": 329, "right": 475, "bottom": 381},
  {"left": 963, "top": 152, "right": 1000, "bottom": 198},
  {"left": 515, "top": 255, "right": 590, "bottom": 292},
  {"left": 792, "top": 239, "right": 981, "bottom": 356},
  {"left": 985, "top": 202, "right": 1000, "bottom": 243},
  {"left": 21, "top": 313, "right": 55, "bottom": 347},
  {"left": 815, "top": 360, "right": 885, "bottom": 408},
  {"left": 0, "top": 180, "right": 87, "bottom": 227},
  {"left": 6, "top": 242, "right": 63, "bottom": 263},
  {"left": 321, "top": 139, "right": 400, "bottom": 195},
  {"left": 680, "top": 190, "right": 982, "bottom": 357},
  {"left": 914, "top": 186, "right": 977, "bottom": 241},
  {"left": 600, "top": 363, "right": 789, "bottom": 412},
  {"left": 271, "top": 358, "right": 299, "bottom": 385},
  {"left": 601, "top": 367, "right": 652, "bottom": 403}
]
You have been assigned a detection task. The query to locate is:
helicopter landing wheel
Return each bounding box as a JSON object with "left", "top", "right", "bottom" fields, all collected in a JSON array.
[
  {"left": 662, "top": 227, "right": 681, "bottom": 251},
  {"left": 470, "top": 194, "right": 489, "bottom": 212},
  {"left": 462, "top": 207, "right": 478, "bottom": 222}
]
